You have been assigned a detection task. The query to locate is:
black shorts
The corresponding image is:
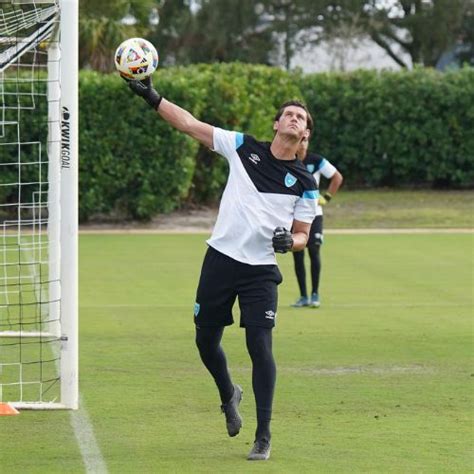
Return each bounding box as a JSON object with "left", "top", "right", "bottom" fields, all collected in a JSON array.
[
  {"left": 194, "top": 246, "right": 283, "bottom": 329},
  {"left": 307, "top": 215, "right": 323, "bottom": 246}
]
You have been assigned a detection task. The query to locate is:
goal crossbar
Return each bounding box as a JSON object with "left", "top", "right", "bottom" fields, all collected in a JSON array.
[{"left": 0, "top": 4, "right": 58, "bottom": 72}]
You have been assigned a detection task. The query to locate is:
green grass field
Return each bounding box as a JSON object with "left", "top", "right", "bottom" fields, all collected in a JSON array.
[
  {"left": 1, "top": 233, "right": 473, "bottom": 473},
  {"left": 321, "top": 190, "right": 474, "bottom": 228}
]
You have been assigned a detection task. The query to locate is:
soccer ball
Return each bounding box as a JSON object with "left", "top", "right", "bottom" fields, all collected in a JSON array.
[{"left": 114, "top": 38, "right": 159, "bottom": 81}]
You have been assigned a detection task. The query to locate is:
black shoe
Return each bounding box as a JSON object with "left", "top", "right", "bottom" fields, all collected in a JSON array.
[
  {"left": 220, "top": 384, "right": 243, "bottom": 437},
  {"left": 247, "top": 438, "right": 271, "bottom": 461}
]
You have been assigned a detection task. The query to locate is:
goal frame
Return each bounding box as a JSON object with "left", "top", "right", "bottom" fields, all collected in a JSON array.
[
  {"left": 0, "top": 0, "right": 79, "bottom": 410},
  {"left": 57, "top": 0, "right": 79, "bottom": 411}
]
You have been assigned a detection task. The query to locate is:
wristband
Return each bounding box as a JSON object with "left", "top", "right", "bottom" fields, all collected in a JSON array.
[
  {"left": 154, "top": 95, "right": 163, "bottom": 110},
  {"left": 323, "top": 192, "right": 332, "bottom": 202},
  {"left": 144, "top": 90, "right": 163, "bottom": 110}
]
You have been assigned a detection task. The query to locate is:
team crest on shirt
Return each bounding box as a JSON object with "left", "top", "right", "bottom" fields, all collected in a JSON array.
[
  {"left": 194, "top": 302, "right": 200, "bottom": 317},
  {"left": 284, "top": 172, "right": 297, "bottom": 187},
  {"left": 306, "top": 164, "right": 315, "bottom": 173}
]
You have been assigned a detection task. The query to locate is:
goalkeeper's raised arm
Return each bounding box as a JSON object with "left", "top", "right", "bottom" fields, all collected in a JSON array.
[{"left": 126, "top": 77, "right": 214, "bottom": 149}]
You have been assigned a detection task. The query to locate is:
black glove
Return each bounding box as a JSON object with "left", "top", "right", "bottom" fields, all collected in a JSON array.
[
  {"left": 323, "top": 192, "right": 333, "bottom": 202},
  {"left": 272, "top": 227, "right": 293, "bottom": 254},
  {"left": 125, "top": 76, "right": 163, "bottom": 110}
]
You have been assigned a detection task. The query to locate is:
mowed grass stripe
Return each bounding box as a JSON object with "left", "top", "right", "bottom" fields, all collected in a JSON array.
[
  {"left": 1, "top": 233, "right": 472, "bottom": 473},
  {"left": 79, "top": 302, "right": 471, "bottom": 309}
]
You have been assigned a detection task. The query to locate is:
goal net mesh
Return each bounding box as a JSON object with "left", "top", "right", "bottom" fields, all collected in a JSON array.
[{"left": 0, "top": 0, "right": 61, "bottom": 405}]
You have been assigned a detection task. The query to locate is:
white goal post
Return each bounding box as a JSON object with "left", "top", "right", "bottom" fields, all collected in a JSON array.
[{"left": 0, "top": 0, "right": 78, "bottom": 409}]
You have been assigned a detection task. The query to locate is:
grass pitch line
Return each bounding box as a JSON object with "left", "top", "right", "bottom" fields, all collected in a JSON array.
[
  {"left": 281, "top": 365, "right": 435, "bottom": 376},
  {"left": 80, "top": 302, "right": 471, "bottom": 310},
  {"left": 79, "top": 227, "right": 473, "bottom": 235},
  {"left": 70, "top": 395, "right": 108, "bottom": 474},
  {"left": 233, "top": 365, "right": 435, "bottom": 376}
]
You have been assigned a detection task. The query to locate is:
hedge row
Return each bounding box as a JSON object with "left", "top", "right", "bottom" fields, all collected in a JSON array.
[
  {"left": 79, "top": 64, "right": 302, "bottom": 218},
  {"left": 79, "top": 70, "right": 200, "bottom": 220},
  {"left": 2, "top": 65, "right": 473, "bottom": 221},
  {"left": 80, "top": 63, "right": 474, "bottom": 219},
  {"left": 301, "top": 67, "right": 474, "bottom": 188}
]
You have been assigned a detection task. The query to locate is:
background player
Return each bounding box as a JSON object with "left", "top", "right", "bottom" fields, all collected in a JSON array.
[{"left": 291, "top": 136, "right": 343, "bottom": 308}]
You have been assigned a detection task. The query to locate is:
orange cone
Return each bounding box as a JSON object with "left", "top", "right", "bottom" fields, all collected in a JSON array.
[{"left": 0, "top": 403, "right": 19, "bottom": 415}]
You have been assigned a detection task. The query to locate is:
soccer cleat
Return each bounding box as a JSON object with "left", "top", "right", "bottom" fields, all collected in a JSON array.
[
  {"left": 247, "top": 438, "right": 271, "bottom": 461},
  {"left": 221, "top": 384, "right": 243, "bottom": 437},
  {"left": 310, "top": 293, "right": 320, "bottom": 308},
  {"left": 291, "top": 296, "right": 309, "bottom": 307}
]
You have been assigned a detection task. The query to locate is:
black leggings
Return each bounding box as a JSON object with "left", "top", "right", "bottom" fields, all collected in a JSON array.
[
  {"left": 195, "top": 326, "right": 234, "bottom": 404},
  {"left": 293, "top": 244, "right": 321, "bottom": 297},
  {"left": 195, "top": 325, "right": 275, "bottom": 439}
]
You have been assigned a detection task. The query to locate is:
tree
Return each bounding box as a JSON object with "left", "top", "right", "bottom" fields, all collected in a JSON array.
[
  {"left": 456, "top": 4, "right": 474, "bottom": 66},
  {"left": 80, "top": 0, "right": 471, "bottom": 72},
  {"left": 318, "top": 0, "right": 469, "bottom": 68},
  {"left": 149, "top": 0, "right": 321, "bottom": 68},
  {"left": 150, "top": 0, "right": 195, "bottom": 66},
  {"left": 323, "top": 13, "right": 367, "bottom": 71},
  {"left": 257, "top": 0, "right": 327, "bottom": 70},
  {"left": 372, "top": 0, "right": 466, "bottom": 67},
  {"left": 151, "top": 0, "right": 328, "bottom": 69},
  {"left": 79, "top": 0, "right": 158, "bottom": 71},
  {"left": 157, "top": 0, "right": 274, "bottom": 64}
]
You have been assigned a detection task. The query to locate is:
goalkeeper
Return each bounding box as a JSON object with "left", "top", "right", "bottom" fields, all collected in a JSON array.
[
  {"left": 291, "top": 136, "right": 343, "bottom": 308},
  {"left": 124, "top": 77, "right": 318, "bottom": 461}
]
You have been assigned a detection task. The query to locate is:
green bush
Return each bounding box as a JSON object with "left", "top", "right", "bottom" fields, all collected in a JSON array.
[
  {"left": 300, "top": 67, "right": 474, "bottom": 188},
  {"left": 2, "top": 65, "right": 472, "bottom": 222},
  {"left": 79, "top": 63, "right": 302, "bottom": 217},
  {"left": 79, "top": 70, "right": 200, "bottom": 220}
]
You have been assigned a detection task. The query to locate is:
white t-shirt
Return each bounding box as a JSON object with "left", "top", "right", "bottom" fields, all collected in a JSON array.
[{"left": 207, "top": 128, "right": 319, "bottom": 265}]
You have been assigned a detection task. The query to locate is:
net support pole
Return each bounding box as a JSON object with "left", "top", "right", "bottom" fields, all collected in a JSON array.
[
  {"left": 59, "top": 0, "right": 79, "bottom": 410},
  {"left": 48, "top": 13, "right": 61, "bottom": 340}
]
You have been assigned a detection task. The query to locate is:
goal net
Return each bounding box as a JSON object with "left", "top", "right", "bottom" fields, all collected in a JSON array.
[{"left": 0, "top": 0, "right": 78, "bottom": 409}]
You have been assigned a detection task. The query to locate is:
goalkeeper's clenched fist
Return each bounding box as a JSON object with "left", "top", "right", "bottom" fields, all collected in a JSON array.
[{"left": 272, "top": 227, "right": 294, "bottom": 254}]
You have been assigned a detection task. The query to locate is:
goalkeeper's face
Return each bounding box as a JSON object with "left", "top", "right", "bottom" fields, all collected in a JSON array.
[{"left": 273, "top": 105, "right": 310, "bottom": 142}]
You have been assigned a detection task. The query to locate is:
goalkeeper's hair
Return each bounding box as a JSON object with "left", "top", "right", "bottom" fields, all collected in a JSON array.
[{"left": 274, "top": 101, "right": 314, "bottom": 136}]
